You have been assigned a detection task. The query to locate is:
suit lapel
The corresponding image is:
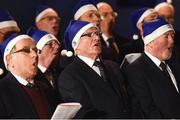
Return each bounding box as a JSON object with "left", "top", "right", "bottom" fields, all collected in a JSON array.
[
  {"left": 74, "top": 57, "right": 118, "bottom": 92},
  {"left": 142, "top": 53, "right": 179, "bottom": 94},
  {"left": 8, "top": 73, "right": 38, "bottom": 117}
]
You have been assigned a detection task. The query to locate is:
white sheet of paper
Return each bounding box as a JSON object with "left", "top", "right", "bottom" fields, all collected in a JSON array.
[{"left": 51, "top": 102, "right": 82, "bottom": 119}]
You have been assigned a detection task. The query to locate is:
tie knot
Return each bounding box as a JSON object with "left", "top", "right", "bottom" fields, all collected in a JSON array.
[
  {"left": 160, "top": 62, "right": 167, "bottom": 69},
  {"left": 26, "top": 83, "right": 35, "bottom": 88},
  {"left": 93, "top": 61, "right": 101, "bottom": 67}
]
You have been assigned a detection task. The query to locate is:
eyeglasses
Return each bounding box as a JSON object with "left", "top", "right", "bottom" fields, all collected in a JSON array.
[
  {"left": 11, "top": 47, "right": 41, "bottom": 54},
  {"left": 45, "top": 40, "right": 60, "bottom": 47},
  {"left": 40, "top": 16, "right": 61, "bottom": 22},
  {"left": 81, "top": 31, "right": 101, "bottom": 38}
]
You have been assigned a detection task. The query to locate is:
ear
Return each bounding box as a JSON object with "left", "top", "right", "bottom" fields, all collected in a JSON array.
[{"left": 6, "top": 54, "right": 14, "bottom": 69}]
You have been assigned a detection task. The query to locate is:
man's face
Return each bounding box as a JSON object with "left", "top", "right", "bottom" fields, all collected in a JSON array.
[
  {"left": 98, "top": 4, "right": 117, "bottom": 32},
  {"left": 38, "top": 40, "right": 61, "bottom": 67},
  {"left": 9, "top": 39, "right": 38, "bottom": 79},
  {"left": 36, "top": 12, "right": 60, "bottom": 36},
  {"left": 0, "top": 26, "right": 20, "bottom": 43},
  {"left": 75, "top": 27, "right": 101, "bottom": 59},
  {"left": 79, "top": 10, "right": 101, "bottom": 28},
  {"left": 150, "top": 31, "right": 174, "bottom": 61},
  {"left": 158, "top": 6, "right": 174, "bottom": 24}
]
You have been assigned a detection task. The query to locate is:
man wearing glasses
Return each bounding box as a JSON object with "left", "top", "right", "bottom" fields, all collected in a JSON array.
[
  {"left": 35, "top": 5, "right": 60, "bottom": 37},
  {"left": 27, "top": 28, "right": 62, "bottom": 106},
  {"left": 58, "top": 20, "right": 130, "bottom": 118},
  {"left": 0, "top": 34, "right": 56, "bottom": 118}
]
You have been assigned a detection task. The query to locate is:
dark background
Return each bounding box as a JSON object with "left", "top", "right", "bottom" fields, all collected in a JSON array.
[{"left": 0, "top": 0, "right": 179, "bottom": 40}]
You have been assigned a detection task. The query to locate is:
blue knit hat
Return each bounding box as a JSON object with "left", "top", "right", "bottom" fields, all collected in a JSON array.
[
  {"left": 130, "top": 7, "right": 156, "bottom": 33},
  {"left": 35, "top": 4, "right": 58, "bottom": 23},
  {"left": 72, "top": 0, "right": 97, "bottom": 20},
  {"left": 64, "top": 20, "right": 97, "bottom": 51},
  {"left": 0, "top": 34, "right": 33, "bottom": 69},
  {"left": 0, "top": 9, "right": 18, "bottom": 29},
  {"left": 27, "top": 27, "right": 59, "bottom": 50},
  {"left": 142, "top": 17, "right": 174, "bottom": 45}
]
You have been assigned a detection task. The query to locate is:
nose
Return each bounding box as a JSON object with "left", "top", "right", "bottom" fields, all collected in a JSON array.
[
  {"left": 168, "top": 35, "right": 174, "bottom": 45},
  {"left": 31, "top": 50, "right": 38, "bottom": 58}
]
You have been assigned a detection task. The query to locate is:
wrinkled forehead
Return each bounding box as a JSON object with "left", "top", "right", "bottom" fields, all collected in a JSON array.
[
  {"left": 98, "top": 4, "right": 113, "bottom": 12},
  {"left": 42, "top": 11, "right": 59, "bottom": 18},
  {"left": 15, "top": 38, "right": 36, "bottom": 49},
  {"left": 85, "top": 26, "right": 99, "bottom": 33},
  {"left": 81, "top": 10, "right": 99, "bottom": 17}
]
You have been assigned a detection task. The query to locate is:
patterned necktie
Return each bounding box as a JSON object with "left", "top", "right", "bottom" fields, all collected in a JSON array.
[
  {"left": 160, "top": 62, "right": 171, "bottom": 80},
  {"left": 94, "top": 61, "right": 106, "bottom": 81}
]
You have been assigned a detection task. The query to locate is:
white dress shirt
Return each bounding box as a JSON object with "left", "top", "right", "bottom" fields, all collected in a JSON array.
[
  {"left": 11, "top": 72, "right": 34, "bottom": 86},
  {"left": 78, "top": 55, "right": 101, "bottom": 77}
]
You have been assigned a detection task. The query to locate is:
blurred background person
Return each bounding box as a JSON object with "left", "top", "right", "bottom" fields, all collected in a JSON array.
[
  {"left": 125, "top": 7, "right": 158, "bottom": 54},
  {"left": 154, "top": 0, "right": 180, "bottom": 63},
  {"left": 96, "top": 2, "right": 130, "bottom": 64},
  {"left": 27, "top": 28, "right": 62, "bottom": 106},
  {"left": 0, "top": 9, "right": 20, "bottom": 79},
  {"left": 34, "top": 4, "right": 60, "bottom": 38}
]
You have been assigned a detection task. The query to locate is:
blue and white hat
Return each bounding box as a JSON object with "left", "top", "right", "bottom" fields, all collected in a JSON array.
[
  {"left": 130, "top": 7, "right": 156, "bottom": 33},
  {"left": 0, "top": 9, "right": 18, "bottom": 29},
  {"left": 64, "top": 20, "right": 97, "bottom": 51},
  {"left": 27, "top": 27, "right": 59, "bottom": 50},
  {"left": 142, "top": 17, "right": 174, "bottom": 45},
  {"left": 35, "top": 5, "right": 58, "bottom": 23},
  {"left": 154, "top": 0, "right": 172, "bottom": 11},
  {"left": 72, "top": 0, "right": 97, "bottom": 20},
  {"left": 0, "top": 34, "right": 33, "bottom": 69}
]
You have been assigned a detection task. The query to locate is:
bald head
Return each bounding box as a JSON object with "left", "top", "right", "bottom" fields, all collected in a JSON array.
[{"left": 155, "top": 3, "right": 175, "bottom": 24}]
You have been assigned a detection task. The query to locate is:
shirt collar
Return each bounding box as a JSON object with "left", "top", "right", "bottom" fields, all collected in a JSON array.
[
  {"left": 38, "top": 64, "right": 47, "bottom": 73},
  {"left": 78, "top": 55, "right": 100, "bottom": 67},
  {"left": 101, "top": 33, "right": 112, "bottom": 42},
  {"left": 11, "top": 72, "right": 34, "bottom": 86},
  {"left": 145, "top": 51, "right": 161, "bottom": 67}
]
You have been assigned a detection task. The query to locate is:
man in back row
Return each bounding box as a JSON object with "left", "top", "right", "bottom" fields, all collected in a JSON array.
[{"left": 0, "top": 9, "right": 20, "bottom": 78}]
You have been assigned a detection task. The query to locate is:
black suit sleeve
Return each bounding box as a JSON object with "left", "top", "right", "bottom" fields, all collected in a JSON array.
[
  {"left": 58, "top": 71, "right": 105, "bottom": 118},
  {"left": 124, "top": 65, "right": 162, "bottom": 118}
]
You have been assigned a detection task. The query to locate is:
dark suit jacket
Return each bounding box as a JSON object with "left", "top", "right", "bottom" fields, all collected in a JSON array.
[
  {"left": 58, "top": 56, "right": 130, "bottom": 118},
  {"left": 35, "top": 69, "right": 63, "bottom": 107},
  {"left": 100, "top": 32, "right": 130, "bottom": 64},
  {"left": 0, "top": 73, "right": 55, "bottom": 119},
  {"left": 0, "top": 52, "right": 8, "bottom": 79},
  {"left": 123, "top": 53, "right": 180, "bottom": 118}
]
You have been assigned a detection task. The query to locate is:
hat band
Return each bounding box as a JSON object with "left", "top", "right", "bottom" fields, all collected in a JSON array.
[
  {"left": 0, "top": 20, "right": 18, "bottom": 29},
  {"left": 143, "top": 24, "right": 174, "bottom": 45},
  {"left": 137, "top": 9, "right": 155, "bottom": 26},
  {"left": 35, "top": 8, "right": 58, "bottom": 22},
  {"left": 72, "top": 23, "right": 96, "bottom": 50},
  {"left": 4, "top": 35, "right": 33, "bottom": 69},
  {"left": 74, "top": 4, "right": 97, "bottom": 20},
  {"left": 36, "top": 34, "right": 59, "bottom": 50}
]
